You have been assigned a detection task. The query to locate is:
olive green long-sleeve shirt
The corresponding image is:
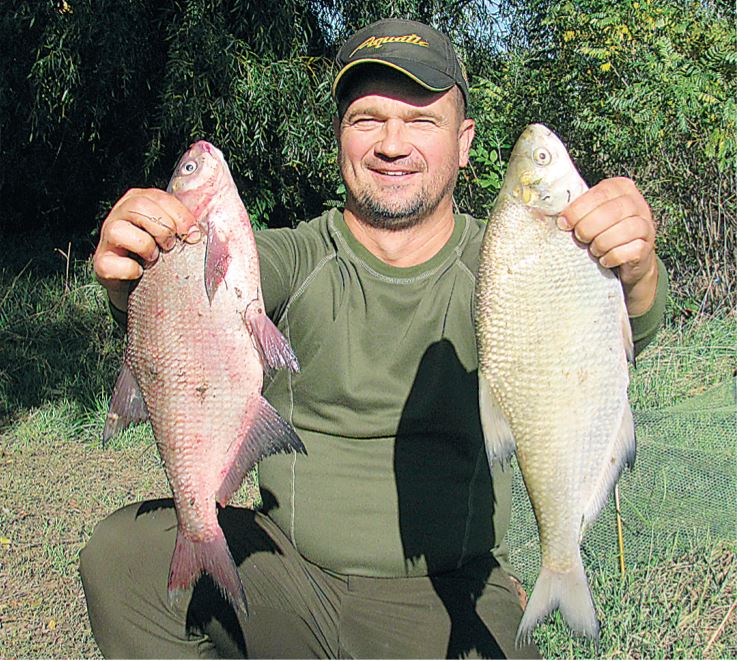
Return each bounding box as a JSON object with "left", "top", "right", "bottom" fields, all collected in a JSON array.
[
  {"left": 253, "top": 209, "right": 668, "bottom": 577},
  {"left": 108, "top": 207, "right": 667, "bottom": 577}
]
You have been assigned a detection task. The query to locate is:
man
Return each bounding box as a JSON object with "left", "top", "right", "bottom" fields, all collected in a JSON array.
[{"left": 81, "top": 18, "right": 667, "bottom": 659}]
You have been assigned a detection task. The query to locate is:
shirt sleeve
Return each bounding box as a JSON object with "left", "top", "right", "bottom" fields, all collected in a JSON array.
[
  {"left": 104, "top": 227, "right": 304, "bottom": 331},
  {"left": 254, "top": 227, "right": 301, "bottom": 322},
  {"left": 108, "top": 297, "right": 128, "bottom": 329},
  {"left": 630, "top": 255, "right": 669, "bottom": 357}
]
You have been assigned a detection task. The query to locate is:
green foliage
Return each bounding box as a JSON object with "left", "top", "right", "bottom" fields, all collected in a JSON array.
[
  {"left": 477, "top": 0, "right": 737, "bottom": 313},
  {"left": 456, "top": 78, "right": 514, "bottom": 214},
  {"left": 0, "top": 238, "right": 122, "bottom": 425},
  {"left": 2, "top": 0, "right": 735, "bottom": 310},
  {"left": 2, "top": 0, "right": 505, "bottom": 233}
]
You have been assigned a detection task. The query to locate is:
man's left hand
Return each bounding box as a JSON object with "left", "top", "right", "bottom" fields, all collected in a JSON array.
[{"left": 559, "top": 176, "right": 659, "bottom": 316}]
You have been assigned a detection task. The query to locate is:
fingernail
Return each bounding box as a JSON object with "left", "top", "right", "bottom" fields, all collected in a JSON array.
[
  {"left": 163, "top": 236, "right": 176, "bottom": 251},
  {"left": 186, "top": 227, "right": 202, "bottom": 243},
  {"left": 557, "top": 215, "right": 570, "bottom": 230}
]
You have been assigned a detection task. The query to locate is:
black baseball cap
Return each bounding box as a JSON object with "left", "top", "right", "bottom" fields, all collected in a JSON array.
[{"left": 332, "top": 19, "right": 469, "bottom": 106}]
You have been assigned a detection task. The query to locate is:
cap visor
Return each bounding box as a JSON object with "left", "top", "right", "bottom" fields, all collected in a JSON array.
[{"left": 332, "top": 58, "right": 456, "bottom": 100}]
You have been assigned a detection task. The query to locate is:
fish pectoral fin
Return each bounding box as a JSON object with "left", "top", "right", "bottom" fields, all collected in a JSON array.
[
  {"left": 216, "top": 395, "right": 306, "bottom": 507},
  {"left": 102, "top": 361, "right": 148, "bottom": 447},
  {"left": 621, "top": 302, "right": 635, "bottom": 366},
  {"left": 478, "top": 373, "right": 516, "bottom": 464},
  {"left": 248, "top": 312, "right": 300, "bottom": 373},
  {"left": 204, "top": 218, "right": 232, "bottom": 303}
]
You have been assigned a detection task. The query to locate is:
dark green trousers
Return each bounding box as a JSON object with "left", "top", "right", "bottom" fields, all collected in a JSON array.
[{"left": 79, "top": 500, "right": 539, "bottom": 659}]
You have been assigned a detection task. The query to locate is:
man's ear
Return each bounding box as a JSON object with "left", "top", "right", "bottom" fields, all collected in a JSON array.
[{"left": 458, "top": 118, "right": 475, "bottom": 168}]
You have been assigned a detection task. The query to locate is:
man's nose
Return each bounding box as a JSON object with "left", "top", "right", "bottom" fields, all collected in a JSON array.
[{"left": 375, "top": 119, "right": 412, "bottom": 159}]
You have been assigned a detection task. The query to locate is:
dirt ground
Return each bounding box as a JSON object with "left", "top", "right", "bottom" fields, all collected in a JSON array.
[{"left": 0, "top": 437, "right": 167, "bottom": 659}]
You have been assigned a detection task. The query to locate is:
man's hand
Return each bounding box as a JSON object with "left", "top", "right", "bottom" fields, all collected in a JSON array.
[
  {"left": 508, "top": 575, "right": 528, "bottom": 611},
  {"left": 93, "top": 188, "right": 198, "bottom": 311},
  {"left": 559, "top": 177, "right": 659, "bottom": 316}
]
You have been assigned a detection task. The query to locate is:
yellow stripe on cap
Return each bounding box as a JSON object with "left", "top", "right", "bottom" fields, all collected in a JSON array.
[{"left": 331, "top": 59, "right": 452, "bottom": 100}]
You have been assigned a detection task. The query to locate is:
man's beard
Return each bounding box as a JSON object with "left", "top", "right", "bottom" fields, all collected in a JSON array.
[{"left": 341, "top": 157, "right": 458, "bottom": 232}]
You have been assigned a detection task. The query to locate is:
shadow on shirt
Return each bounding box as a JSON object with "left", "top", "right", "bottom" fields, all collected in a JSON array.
[{"left": 395, "top": 338, "right": 508, "bottom": 659}]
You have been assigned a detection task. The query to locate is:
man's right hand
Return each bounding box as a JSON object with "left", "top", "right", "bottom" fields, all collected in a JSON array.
[{"left": 93, "top": 188, "right": 198, "bottom": 312}]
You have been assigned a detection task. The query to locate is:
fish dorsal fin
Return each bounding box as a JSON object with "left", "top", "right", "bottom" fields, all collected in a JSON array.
[
  {"left": 102, "top": 361, "right": 148, "bottom": 447},
  {"left": 204, "top": 217, "right": 232, "bottom": 303},
  {"left": 216, "top": 395, "right": 306, "bottom": 507}
]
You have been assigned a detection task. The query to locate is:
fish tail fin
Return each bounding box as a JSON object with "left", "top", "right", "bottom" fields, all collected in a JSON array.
[
  {"left": 516, "top": 552, "right": 599, "bottom": 646},
  {"left": 168, "top": 526, "right": 248, "bottom": 620}
]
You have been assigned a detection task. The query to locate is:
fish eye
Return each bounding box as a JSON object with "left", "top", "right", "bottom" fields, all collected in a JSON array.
[
  {"left": 533, "top": 148, "right": 551, "bottom": 166},
  {"left": 181, "top": 160, "right": 198, "bottom": 175}
]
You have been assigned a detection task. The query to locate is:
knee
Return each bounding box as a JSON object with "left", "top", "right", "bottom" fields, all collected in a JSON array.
[{"left": 80, "top": 503, "right": 140, "bottom": 588}]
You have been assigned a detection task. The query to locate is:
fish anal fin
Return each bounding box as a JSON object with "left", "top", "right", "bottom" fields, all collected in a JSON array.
[
  {"left": 168, "top": 526, "right": 248, "bottom": 620},
  {"left": 102, "top": 361, "right": 148, "bottom": 447},
  {"left": 583, "top": 402, "right": 636, "bottom": 529},
  {"left": 479, "top": 372, "right": 516, "bottom": 465},
  {"left": 248, "top": 312, "right": 300, "bottom": 373},
  {"left": 204, "top": 221, "right": 231, "bottom": 304},
  {"left": 216, "top": 395, "right": 305, "bottom": 507}
]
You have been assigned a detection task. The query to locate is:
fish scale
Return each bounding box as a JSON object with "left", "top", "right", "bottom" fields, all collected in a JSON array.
[
  {"left": 127, "top": 240, "right": 257, "bottom": 539},
  {"left": 475, "top": 124, "right": 634, "bottom": 644},
  {"left": 104, "top": 141, "right": 305, "bottom": 625}
]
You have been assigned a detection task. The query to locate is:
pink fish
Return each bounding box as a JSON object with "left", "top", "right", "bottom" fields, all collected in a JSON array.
[{"left": 103, "top": 140, "right": 304, "bottom": 620}]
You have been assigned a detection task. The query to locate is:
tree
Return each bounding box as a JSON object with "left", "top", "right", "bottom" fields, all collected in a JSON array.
[{"left": 473, "top": 0, "right": 737, "bottom": 313}]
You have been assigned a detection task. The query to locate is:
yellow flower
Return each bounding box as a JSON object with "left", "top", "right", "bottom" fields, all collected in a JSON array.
[
  {"left": 563, "top": 30, "right": 576, "bottom": 42},
  {"left": 600, "top": 62, "right": 612, "bottom": 72}
]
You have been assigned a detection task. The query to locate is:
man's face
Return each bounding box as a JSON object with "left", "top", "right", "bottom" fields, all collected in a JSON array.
[{"left": 336, "top": 68, "right": 475, "bottom": 231}]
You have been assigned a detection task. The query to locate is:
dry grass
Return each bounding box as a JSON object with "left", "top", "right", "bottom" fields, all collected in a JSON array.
[
  {"left": 1, "top": 242, "right": 735, "bottom": 659},
  {"left": 0, "top": 437, "right": 167, "bottom": 658}
]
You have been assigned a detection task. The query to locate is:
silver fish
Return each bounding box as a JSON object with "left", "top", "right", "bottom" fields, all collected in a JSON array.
[{"left": 475, "top": 124, "right": 634, "bottom": 643}]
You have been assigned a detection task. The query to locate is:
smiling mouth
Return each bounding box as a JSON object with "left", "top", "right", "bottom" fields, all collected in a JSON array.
[{"left": 370, "top": 169, "right": 418, "bottom": 177}]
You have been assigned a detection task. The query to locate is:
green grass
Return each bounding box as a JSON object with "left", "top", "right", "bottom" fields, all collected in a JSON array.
[
  {"left": 628, "top": 315, "right": 736, "bottom": 410},
  {"left": 532, "top": 540, "right": 736, "bottom": 659},
  {"left": 1, "top": 237, "right": 735, "bottom": 658}
]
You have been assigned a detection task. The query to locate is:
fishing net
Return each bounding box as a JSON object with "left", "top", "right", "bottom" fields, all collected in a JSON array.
[{"left": 507, "top": 369, "right": 737, "bottom": 587}]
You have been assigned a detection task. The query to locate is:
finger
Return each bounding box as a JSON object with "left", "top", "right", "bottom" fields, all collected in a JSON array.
[
  {"left": 94, "top": 250, "right": 144, "bottom": 283},
  {"left": 105, "top": 220, "right": 161, "bottom": 263},
  {"left": 561, "top": 176, "right": 638, "bottom": 229},
  {"left": 567, "top": 193, "right": 644, "bottom": 245},
  {"left": 598, "top": 238, "right": 652, "bottom": 270},
  {"left": 588, "top": 215, "right": 653, "bottom": 258},
  {"left": 114, "top": 199, "right": 179, "bottom": 251},
  {"left": 119, "top": 188, "right": 196, "bottom": 238},
  {"left": 112, "top": 190, "right": 197, "bottom": 250}
]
